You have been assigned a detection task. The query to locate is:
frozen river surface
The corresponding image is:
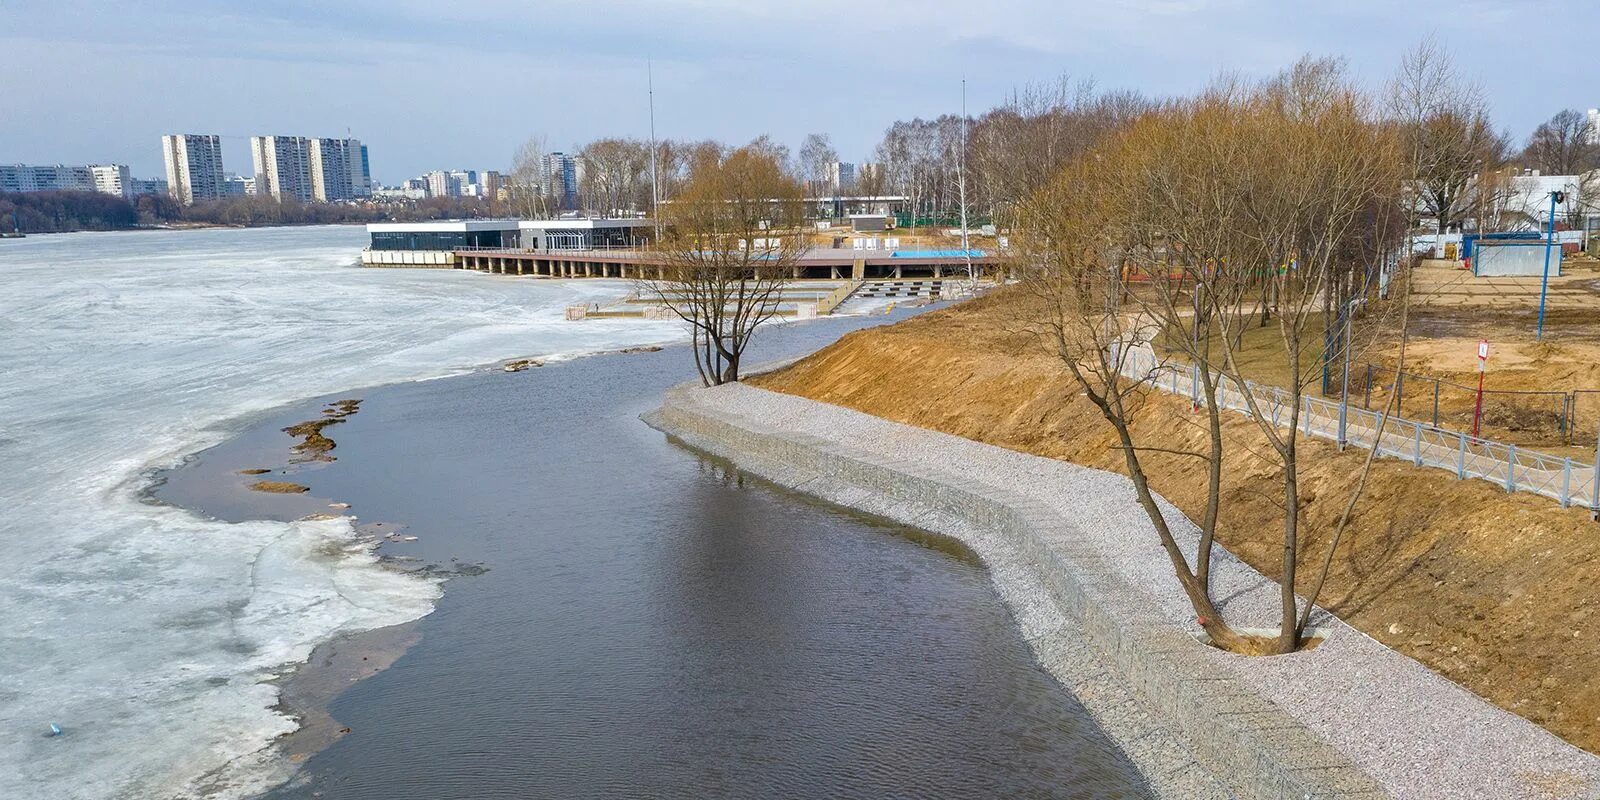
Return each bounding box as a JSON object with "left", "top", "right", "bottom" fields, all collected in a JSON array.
[{"left": 0, "top": 226, "right": 682, "bottom": 799}]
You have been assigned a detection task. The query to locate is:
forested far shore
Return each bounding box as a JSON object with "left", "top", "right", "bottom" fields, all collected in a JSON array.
[{"left": 0, "top": 191, "right": 517, "bottom": 234}]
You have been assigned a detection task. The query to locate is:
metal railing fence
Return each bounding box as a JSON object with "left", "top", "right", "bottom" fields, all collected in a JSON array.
[
  {"left": 1339, "top": 362, "right": 1575, "bottom": 441},
  {"left": 1115, "top": 343, "right": 1600, "bottom": 513}
]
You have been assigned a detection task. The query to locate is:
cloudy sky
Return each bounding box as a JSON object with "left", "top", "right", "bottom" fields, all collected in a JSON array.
[{"left": 4, "top": 0, "right": 1596, "bottom": 183}]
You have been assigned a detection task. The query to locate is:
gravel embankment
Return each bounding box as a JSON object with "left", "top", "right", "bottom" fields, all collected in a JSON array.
[{"left": 650, "top": 380, "right": 1600, "bottom": 800}]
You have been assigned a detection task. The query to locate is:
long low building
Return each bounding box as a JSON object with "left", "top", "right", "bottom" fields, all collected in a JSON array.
[
  {"left": 361, "top": 217, "right": 1000, "bottom": 280},
  {"left": 362, "top": 219, "right": 653, "bottom": 267}
]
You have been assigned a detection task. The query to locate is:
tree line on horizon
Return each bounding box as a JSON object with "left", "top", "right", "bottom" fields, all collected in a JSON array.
[
  {"left": 503, "top": 52, "right": 1600, "bottom": 231},
  {"left": 0, "top": 191, "right": 515, "bottom": 234}
]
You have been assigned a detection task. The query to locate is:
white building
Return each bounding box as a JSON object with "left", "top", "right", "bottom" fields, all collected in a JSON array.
[
  {"left": 373, "top": 185, "right": 427, "bottom": 201},
  {"left": 361, "top": 218, "right": 655, "bottom": 266},
  {"left": 162, "top": 134, "right": 226, "bottom": 205},
  {"left": 249, "top": 135, "right": 313, "bottom": 202},
  {"left": 0, "top": 164, "right": 108, "bottom": 194},
  {"left": 90, "top": 164, "right": 132, "bottom": 198},
  {"left": 1588, "top": 109, "right": 1600, "bottom": 145},
  {"left": 1495, "top": 173, "right": 1583, "bottom": 230}
]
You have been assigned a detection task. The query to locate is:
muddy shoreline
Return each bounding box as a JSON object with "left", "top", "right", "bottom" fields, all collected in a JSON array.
[{"left": 147, "top": 307, "right": 1153, "bottom": 799}]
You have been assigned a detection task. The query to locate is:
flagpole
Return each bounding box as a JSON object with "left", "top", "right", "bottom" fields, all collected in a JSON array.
[{"left": 648, "top": 58, "right": 661, "bottom": 243}]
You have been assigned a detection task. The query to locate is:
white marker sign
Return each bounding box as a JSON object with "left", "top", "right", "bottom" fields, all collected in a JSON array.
[{"left": 1478, "top": 339, "right": 1489, "bottom": 372}]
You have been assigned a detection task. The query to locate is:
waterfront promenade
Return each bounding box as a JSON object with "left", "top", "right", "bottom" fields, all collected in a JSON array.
[{"left": 433, "top": 247, "right": 1001, "bottom": 281}]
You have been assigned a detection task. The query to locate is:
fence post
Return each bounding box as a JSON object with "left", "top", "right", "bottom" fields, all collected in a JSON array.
[
  {"left": 1562, "top": 458, "right": 1572, "bottom": 507},
  {"left": 1506, "top": 444, "right": 1517, "bottom": 492},
  {"left": 1338, "top": 392, "right": 1348, "bottom": 450},
  {"left": 1432, "top": 381, "right": 1441, "bottom": 428},
  {"left": 1562, "top": 393, "right": 1573, "bottom": 443},
  {"left": 1457, "top": 433, "right": 1467, "bottom": 479},
  {"left": 1413, "top": 421, "right": 1423, "bottom": 466},
  {"left": 1592, "top": 428, "right": 1599, "bottom": 521},
  {"left": 1364, "top": 364, "right": 1373, "bottom": 409}
]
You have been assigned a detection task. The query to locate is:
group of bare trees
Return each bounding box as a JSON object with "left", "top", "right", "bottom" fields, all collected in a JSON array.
[
  {"left": 1016, "top": 56, "right": 1419, "bottom": 654},
  {"left": 865, "top": 81, "right": 1158, "bottom": 226},
  {"left": 506, "top": 135, "right": 729, "bottom": 219}
]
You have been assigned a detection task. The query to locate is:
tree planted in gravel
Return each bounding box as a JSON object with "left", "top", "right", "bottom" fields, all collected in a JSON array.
[
  {"left": 1014, "top": 145, "right": 1259, "bottom": 654},
  {"left": 642, "top": 142, "right": 809, "bottom": 386},
  {"left": 1018, "top": 58, "right": 1410, "bottom": 655},
  {"left": 1182, "top": 58, "right": 1409, "bottom": 653}
]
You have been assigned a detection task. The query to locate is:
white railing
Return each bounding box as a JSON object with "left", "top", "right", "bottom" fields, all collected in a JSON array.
[{"left": 1115, "top": 343, "right": 1600, "bottom": 512}]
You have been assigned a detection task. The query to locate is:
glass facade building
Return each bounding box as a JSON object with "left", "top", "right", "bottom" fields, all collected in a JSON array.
[{"left": 369, "top": 229, "right": 517, "bottom": 251}]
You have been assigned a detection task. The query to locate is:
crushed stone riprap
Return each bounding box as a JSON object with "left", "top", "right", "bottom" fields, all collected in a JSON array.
[{"left": 647, "top": 380, "right": 1600, "bottom": 800}]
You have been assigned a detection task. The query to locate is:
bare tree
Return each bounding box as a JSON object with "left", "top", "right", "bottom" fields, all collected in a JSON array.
[
  {"left": 1388, "top": 40, "right": 1509, "bottom": 253},
  {"left": 508, "top": 136, "right": 555, "bottom": 220},
  {"left": 970, "top": 76, "right": 1150, "bottom": 225},
  {"left": 1521, "top": 109, "right": 1599, "bottom": 175},
  {"left": 1198, "top": 58, "right": 1407, "bottom": 652},
  {"left": 577, "top": 138, "right": 650, "bottom": 216},
  {"left": 1017, "top": 57, "right": 1408, "bottom": 656},
  {"left": 1017, "top": 147, "right": 1256, "bottom": 652},
  {"left": 798, "top": 132, "right": 839, "bottom": 201},
  {"left": 641, "top": 141, "right": 809, "bottom": 386}
]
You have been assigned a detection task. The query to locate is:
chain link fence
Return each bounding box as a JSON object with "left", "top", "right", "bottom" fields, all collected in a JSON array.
[{"left": 1331, "top": 362, "right": 1585, "bottom": 444}]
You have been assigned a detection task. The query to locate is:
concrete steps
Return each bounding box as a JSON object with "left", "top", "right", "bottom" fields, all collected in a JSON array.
[{"left": 836, "top": 279, "right": 944, "bottom": 314}]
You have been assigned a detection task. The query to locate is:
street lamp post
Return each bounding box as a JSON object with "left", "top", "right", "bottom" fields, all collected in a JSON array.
[{"left": 1537, "top": 189, "right": 1564, "bottom": 341}]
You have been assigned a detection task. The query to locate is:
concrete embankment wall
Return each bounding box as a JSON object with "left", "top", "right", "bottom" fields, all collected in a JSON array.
[{"left": 644, "top": 382, "right": 1386, "bottom": 800}]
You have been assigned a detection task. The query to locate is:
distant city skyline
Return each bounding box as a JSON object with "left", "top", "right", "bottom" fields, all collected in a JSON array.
[{"left": 5, "top": 1, "right": 1600, "bottom": 182}]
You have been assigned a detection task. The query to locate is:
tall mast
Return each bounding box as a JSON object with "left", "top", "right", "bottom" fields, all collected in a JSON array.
[
  {"left": 649, "top": 58, "right": 660, "bottom": 242},
  {"left": 958, "top": 78, "right": 973, "bottom": 286}
]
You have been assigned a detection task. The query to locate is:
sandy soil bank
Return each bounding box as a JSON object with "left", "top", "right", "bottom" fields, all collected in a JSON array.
[{"left": 752, "top": 287, "right": 1600, "bottom": 755}]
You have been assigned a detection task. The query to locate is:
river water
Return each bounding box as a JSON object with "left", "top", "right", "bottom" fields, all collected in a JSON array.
[
  {"left": 0, "top": 227, "right": 681, "bottom": 799},
  {"left": 2, "top": 226, "right": 1147, "bottom": 798}
]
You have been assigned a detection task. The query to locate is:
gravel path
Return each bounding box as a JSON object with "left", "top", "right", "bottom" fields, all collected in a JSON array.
[{"left": 666, "top": 381, "right": 1600, "bottom": 800}]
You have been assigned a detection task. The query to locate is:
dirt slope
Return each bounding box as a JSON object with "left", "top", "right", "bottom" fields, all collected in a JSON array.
[{"left": 753, "top": 289, "right": 1600, "bottom": 754}]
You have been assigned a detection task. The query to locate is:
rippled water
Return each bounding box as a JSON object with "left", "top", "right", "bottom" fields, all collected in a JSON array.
[
  {"left": 0, "top": 227, "right": 683, "bottom": 799},
  {"left": 169, "top": 321, "right": 1154, "bottom": 798}
]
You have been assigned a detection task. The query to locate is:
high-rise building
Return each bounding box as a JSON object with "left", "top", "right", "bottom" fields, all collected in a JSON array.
[
  {"left": 162, "top": 134, "right": 226, "bottom": 205},
  {"left": 249, "top": 135, "right": 313, "bottom": 202},
  {"left": 480, "top": 170, "right": 504, "bottom": 200},
  {"left": 309, "top": 137, "right": 370, "bottom": 201},
  {"left": 424, "top": 170, "right": 459, "bottom": 198},
  {"left": 824, "top": 161, "right": 856, "bottom": 193},
  {"left": 353, "top": 143, "right": 372, "bottom": 198},
  {"left": 544, "top": 153, "right": 578, "bottom": 210}
]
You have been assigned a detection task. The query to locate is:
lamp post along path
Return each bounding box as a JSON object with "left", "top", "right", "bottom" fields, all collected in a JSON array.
[{"left": 1537, "top": 190, "right": 1563, "bottom": 341}]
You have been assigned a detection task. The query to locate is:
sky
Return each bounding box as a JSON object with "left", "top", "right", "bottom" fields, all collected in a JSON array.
[{"left": 3, "top": 0, "right": 1596, "bottom": 184}]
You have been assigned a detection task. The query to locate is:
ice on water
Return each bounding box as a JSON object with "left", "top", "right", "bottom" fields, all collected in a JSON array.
[{"left": 0, "top": 227, "right": 683, "bottom": 799}]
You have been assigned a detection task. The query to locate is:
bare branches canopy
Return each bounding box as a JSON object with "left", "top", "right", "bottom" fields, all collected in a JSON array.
[{"left": 642, "top": 142, "right": 809, "bottom": 386}]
